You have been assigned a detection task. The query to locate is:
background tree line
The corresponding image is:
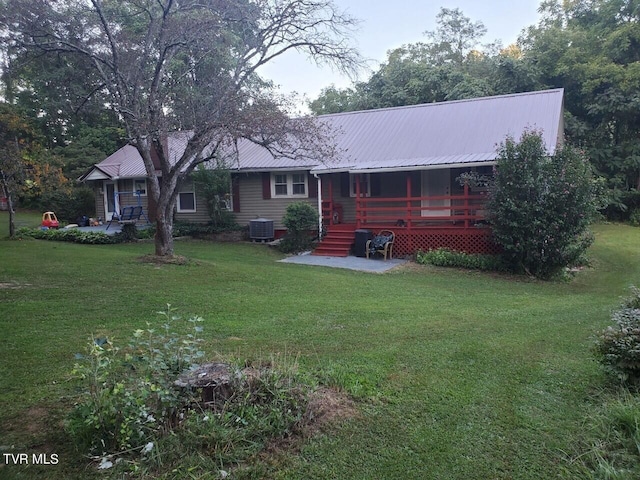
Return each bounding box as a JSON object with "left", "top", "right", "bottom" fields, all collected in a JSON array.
[{"left": 310, "top": 1, "right": 640, "bottom": 218}]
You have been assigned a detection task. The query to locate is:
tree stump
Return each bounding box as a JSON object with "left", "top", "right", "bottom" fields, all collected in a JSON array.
[{"left": 174, "top": 363, "right": 236, "bottom": 404}]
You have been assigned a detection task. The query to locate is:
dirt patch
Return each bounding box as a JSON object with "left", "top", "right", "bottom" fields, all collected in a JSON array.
[
  {"left": 257, "top": 386, "right": 358, "bottom": 467},
  {"left": 137, "top": 254, "right": 192, "bottom": 266},
  {"left": 23, "top": 406, "right": 50, "bottom": 435},
  {"left": 2, "top": 406, "right": 49, "bottom": 436},
  {"left": 304, "top": 387, "right": 359, "bottom": 432}
]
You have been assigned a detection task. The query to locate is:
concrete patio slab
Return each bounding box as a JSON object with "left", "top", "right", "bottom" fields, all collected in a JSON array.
[{"left": 279, "top": 252, "right": 408, "bottom": 273}]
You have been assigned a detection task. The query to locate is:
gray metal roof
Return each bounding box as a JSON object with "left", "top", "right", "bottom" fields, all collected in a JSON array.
[
  {"left": 101, "top": 145, "right": 146, "bottom": 178},
  {"left": 237, "top": 88, "right": 565, "bottom": 173},
  {"left": 84, "top": 89, "right": 564, "bottom": 180},
  {"left": 79, "top": 135, "right": 188, "bottom": 181}
]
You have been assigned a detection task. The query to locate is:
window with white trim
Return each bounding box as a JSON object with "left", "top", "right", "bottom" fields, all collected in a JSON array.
[
  {"left": 271, "top": 172, "right": 308, "bottom": 198},
  {"left": 350, "top": 173, "right": 371, "bottom": 197},
  {"left": 177, "top": 183, "right": 196, "bottom": 212},
  {"left": 133, "top": 178, "right": 147, "bottom": 196}
]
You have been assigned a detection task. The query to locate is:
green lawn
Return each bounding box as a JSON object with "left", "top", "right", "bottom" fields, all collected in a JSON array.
[
  {"left": 1, "top": 211, "right": 639, "bottom": 479},
  {"left": 0, "top": 210, "right": 42, "bottom": 237}
]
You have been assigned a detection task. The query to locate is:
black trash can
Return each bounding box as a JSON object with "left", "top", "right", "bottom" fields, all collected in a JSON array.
[{"left": 354, "top": 229, "right": 373, "bottom": 257}]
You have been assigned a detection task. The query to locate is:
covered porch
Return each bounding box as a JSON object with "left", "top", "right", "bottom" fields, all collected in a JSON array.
[{"left": 313, "top": 169, "right": 498, "bottom": 257}]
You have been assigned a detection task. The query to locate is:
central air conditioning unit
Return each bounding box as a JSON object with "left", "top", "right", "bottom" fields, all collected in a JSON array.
[{"left": 249, "top": 218, "right": 274, "bottom": 241}]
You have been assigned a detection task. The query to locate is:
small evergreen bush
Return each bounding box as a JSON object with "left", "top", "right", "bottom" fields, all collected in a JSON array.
[
  {"left": 595, "top": 286, "right": 640, "bottom": 384},
  {"left": 279, "top": 202, "right": 318, "bottom": 253}
]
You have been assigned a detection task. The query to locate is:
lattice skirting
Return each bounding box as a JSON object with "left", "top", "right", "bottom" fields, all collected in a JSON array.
[{"left": 394, "top": 229, "right": 500, "bottom": 256}]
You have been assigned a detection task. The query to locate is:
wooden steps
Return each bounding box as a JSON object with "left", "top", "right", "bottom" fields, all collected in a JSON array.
[{"left": 312, "top": 225, "right": 356, "bottom": 257}]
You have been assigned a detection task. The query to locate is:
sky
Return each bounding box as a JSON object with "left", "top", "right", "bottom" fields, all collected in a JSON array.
[{"left": 258, "top": 0, "right": 542, "bottom": 111}]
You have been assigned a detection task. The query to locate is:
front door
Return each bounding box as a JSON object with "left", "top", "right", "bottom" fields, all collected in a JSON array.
[
  {"left": 421, "top": 170, "right": 450, "bottom": 217},
  {"left": 103, "top": 181, "right": 119, "bottom": 220}
]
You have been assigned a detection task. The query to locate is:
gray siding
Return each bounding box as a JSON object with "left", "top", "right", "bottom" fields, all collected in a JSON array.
[
  {"left": 234, "top": 173, "right": 316, "bottom": 230},
  {"left": 174, "top": 181, "right": 209, "bottom": 223}
]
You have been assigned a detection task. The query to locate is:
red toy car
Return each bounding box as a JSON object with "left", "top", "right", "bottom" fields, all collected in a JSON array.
[{"left": 41, "top": 211, "right": 59, "bottom": 229}]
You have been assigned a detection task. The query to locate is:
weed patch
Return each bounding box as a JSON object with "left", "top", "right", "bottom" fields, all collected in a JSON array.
[{"left": 65, "top": 307, "right": 352, "bottom": 477}]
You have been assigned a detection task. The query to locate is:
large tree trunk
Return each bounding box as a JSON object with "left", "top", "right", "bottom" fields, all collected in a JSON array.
[{"left": 154, "top": 203, "right": 175, "bottom": 256}]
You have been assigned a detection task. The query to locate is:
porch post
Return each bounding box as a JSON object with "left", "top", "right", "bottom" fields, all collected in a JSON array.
[
  {"left": 315, "top": 174, "right": 323, "bottom": 233},
  {"left": 355, "top": 173, "right": 361, "bottom": 229},
  {"left": 406, "top": 172, "right": 413, "bottom": 252},
  {"left": 328, "top": 178, "right": 333, "bottom": 225},
  {"left": 463, "top": 183, "right": 469, "bottom": 229}
]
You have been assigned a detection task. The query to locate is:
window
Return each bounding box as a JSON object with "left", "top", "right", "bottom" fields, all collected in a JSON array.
[
  {"left": 350, "top": 173, "right": 370, "bottom": 197},
  {"left": 133, "top": 178, "right": 147, "bottom": 196},
  {"left": 274, "top": 174, "right": 288, "bottom": 196},
  {"left": 177, "top": 183, "right": 196, "bottom": 212},
  {"left": 178, "top": 192, "right": 196, "bottom": 212},
  {"left": 271, "top": 172, "right": 308, "bottom": 198},
  {"left": 292, "top": 173, "right": 306, "bottom": 195}
]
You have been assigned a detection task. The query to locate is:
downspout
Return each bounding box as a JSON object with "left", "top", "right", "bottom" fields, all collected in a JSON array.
[{"left": 314, "top": 173, "right": 322, "bottom": 234}]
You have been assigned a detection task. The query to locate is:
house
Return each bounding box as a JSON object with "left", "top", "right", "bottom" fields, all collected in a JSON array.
[{"left": 81, "top": 88, "right": 565, "bottom": 256}]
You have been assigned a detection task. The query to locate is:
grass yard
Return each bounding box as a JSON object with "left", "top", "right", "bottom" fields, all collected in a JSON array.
[{"left": 1, "top": 210, "right": 640, "bottom": 479}]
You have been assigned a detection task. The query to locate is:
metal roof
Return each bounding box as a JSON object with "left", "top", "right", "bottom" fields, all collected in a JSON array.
[
  {"left": 237, "top": 88, "right": 565, "bottom": 173},
  {"left": 84, "top": 89, "right": 564, "bottom": 180},
  {"left": 79, "top": 136, "right": 187, "bottom": 181}
]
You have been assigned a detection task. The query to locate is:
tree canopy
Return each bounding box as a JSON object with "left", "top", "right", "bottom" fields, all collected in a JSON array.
[{"left": 1, "top": 0, "right": 362, "bottom": 255}]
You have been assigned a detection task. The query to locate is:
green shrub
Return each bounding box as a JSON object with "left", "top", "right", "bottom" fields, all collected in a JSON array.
[
  {"left": 487, "top": 131, "right": 598, "bottom": 279},
  {"left": 191, "top": 166, "right": 237, "bottom": 229},
  {"left": 595, "top": 287, "right": 640, "bottom": 384},
  {"left": 603, "top": 190, "right": 640, "bottom": 222},
  {"left": 16, "top": 222, "right": 235, "bottom": 244},
  {"left": 29, "top": 186, "right": 96, "bottom": 223},
  {"left": 118, "top": 223, "right": 138, "bottom": 242},
  {"left": 15, "top": 226, "right": 117, "bottom": 244},
  {"left": 416, "top": 248, "right": 506, "bottom": 272},
  {"left": 136, "top": 225, "right": 156, "bottom": 239},
  {"left": 629, "top": 208, "right": 640, "bottom": 227},
  {"left": 279, "top": 202, "right": 318, "bottom": 253},
  {"left": 172, "top": 221, "right": 241, "bottom": 237}
]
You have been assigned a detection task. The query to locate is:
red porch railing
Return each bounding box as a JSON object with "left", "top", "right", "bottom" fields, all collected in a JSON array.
[
  {"left": 322, "top": 184, "right": 487, "bottom": 229},
  {"left": 320, "top": 184, "right": 496, "bottom": 255},
  {"left": 356, "top": 185, "right": 486, "bottom": 229}
]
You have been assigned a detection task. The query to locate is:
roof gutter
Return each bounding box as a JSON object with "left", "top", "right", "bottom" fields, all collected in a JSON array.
[
  {"left": 230, "top": 166, "right": 316, "bottom": 174},
  {"left": 320, "top": 161, "right": 497, "bottom": 175}
]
